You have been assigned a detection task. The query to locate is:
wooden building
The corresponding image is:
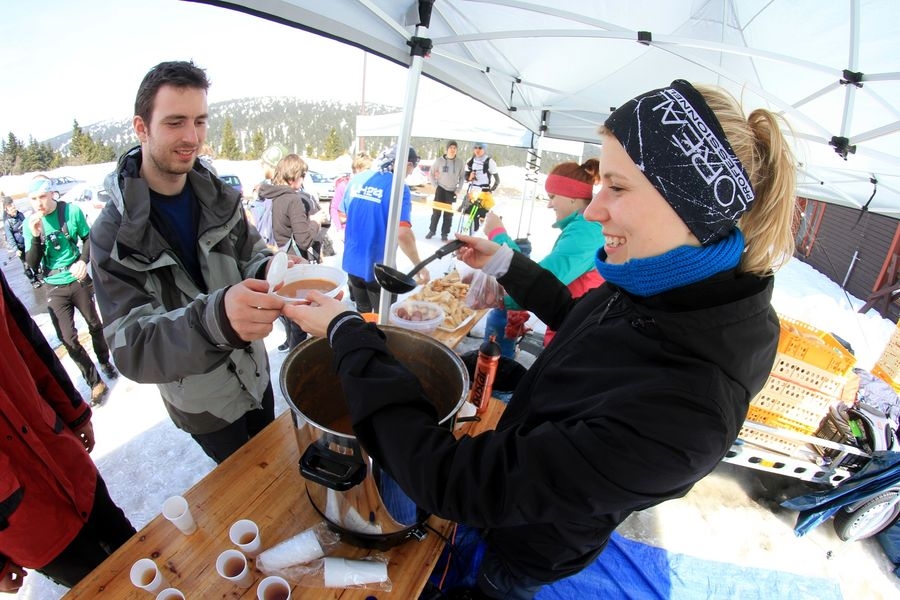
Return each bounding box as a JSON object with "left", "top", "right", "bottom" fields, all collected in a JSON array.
[{"left": 795, "top": 198, "right": 900, "bottom": 322}]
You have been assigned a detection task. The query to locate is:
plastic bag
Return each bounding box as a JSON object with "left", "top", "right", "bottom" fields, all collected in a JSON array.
[
  {"left": 465, "top": 270, "right": 505, "bottom": 309},
  {"left": 458, "top": 194, "right": 473, "bottom": 214},
  {"left": 263, "top": 553, "right": 393, "bottom": 592},
  {"left": 255, "top": 522, "right": 340, "bottom": 571}
]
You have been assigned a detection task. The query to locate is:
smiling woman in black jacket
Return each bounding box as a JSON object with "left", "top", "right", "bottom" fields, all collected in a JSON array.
[{"left": 284, "top": 80, "right": 797, "bottom": 599}]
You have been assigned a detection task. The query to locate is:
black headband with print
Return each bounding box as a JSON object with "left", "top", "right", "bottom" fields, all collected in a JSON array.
[{"left": 604, "top": 79, "right": 755, "bottom": 245}]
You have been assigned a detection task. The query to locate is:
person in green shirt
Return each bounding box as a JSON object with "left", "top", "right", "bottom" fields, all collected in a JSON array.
[{"left": 24, "top": 176, "right": 117, "bottom": 406}]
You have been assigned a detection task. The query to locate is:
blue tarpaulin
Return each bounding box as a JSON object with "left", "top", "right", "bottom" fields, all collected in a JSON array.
[
  {"left": 782, "top": 451, "right": 900, "bottom": 536},
  {"left": 430, "top": 527, "right": 843, "bottom": 599}
]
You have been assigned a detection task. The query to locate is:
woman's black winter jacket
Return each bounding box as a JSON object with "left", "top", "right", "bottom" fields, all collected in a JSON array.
[{"left": 329, "top": 251, "right": 778, "bottom": 583}]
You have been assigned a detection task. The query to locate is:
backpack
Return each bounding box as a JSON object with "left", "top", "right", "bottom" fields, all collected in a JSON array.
[
  {"left": 40, "top": 200, "right": 77, "bottom": 250},
  {"left": 248, "top": 197, "right": 275, "bottom": 246},
  {"left": 467, "top": 155, "right": 493, "bottom": 179},
  {"left": 54, "top": 200, "right": 75, "bottom": 244},
  {"left": 249, "top": 192, "right": 329, "bottom": 263}
]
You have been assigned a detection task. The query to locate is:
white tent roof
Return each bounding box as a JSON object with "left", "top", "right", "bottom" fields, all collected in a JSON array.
[
  {"left": 355, "top": 93, "right": 586, "bottom": 155},
  {"left": 197, "top": 0, "right": 900, "bottom": 216}
]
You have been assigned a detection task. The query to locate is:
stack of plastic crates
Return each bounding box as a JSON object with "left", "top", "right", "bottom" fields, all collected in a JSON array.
[
  {"left": 738, "top": 316, "right": 857, "bottom": 457},
  {"left": 872, "top": 321, "right": 900, "bottom": 393}
]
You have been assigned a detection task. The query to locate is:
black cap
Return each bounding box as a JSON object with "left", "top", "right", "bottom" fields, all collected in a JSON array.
[
  {"left": 408, "top": 147, "right": 419, "bottom": 165},
  {"left": 446, "top": 140, "right": 458, "bottom": 148}
]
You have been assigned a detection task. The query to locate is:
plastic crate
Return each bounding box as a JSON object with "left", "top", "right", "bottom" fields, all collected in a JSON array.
[
  {"left": 745, "top": 407, "right": 819, "bottom": 434},
  {"left": 777, "top": 317, "right": 856, "bottom": 376},
  {"left": 871, "top": 364, "right": 900, "bottom": 393},
  {"left": 737, "top": 426, "right": 812, "bottom": 457},
  {"left": 770, "top": 353, "right": 848, "bottom": 395},
  {"left": 874, "top": 322, "right": 900, "bottom": 391},
  {"left": 747, "top": 375, "right": 840, "bottom": 433}
]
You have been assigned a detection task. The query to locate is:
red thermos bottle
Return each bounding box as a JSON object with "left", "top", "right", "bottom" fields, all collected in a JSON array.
[{"left": 469, "top": 335, "right": 501, "bottom": 413}]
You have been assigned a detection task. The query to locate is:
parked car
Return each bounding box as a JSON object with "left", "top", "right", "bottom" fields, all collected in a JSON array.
[
  {"left": 47, "top": 176, "right": 82, "bottom": 200},
  {"left": 305, "top": 170, "right": 336, "bottom": 201},
  {"left": 63, "top": 183, "right": 111, "bottom": 225},
  {"left": 219, "top": 174, "right": 243, "bottom": 198},
  {"left": 405, "top": 165, "right": 428, "bottom": 188}
]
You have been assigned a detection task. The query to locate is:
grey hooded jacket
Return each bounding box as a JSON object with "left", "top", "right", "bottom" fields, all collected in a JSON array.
[{"left": 90, "top": 147, "right": 273, "bottom": 434}]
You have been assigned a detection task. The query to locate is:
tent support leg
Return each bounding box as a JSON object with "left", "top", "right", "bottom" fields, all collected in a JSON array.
[
  {"left": 378, "top": 31, "right": 432, "bottom": 323},
  {"left": 516, "top": 146, "right": 541, "bottom": 240}
]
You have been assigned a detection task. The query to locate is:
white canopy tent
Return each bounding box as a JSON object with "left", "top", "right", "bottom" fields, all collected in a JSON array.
[
  {"left": 355, "top": 93, "right": 586, "bottom": 155},
  {"left": 195, "top": 0, "right": 900, "bottom": 216}
]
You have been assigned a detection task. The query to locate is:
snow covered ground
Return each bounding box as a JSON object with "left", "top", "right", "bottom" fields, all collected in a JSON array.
[{"left": 3, "top": 159, "right": 900, "bottom": 599}]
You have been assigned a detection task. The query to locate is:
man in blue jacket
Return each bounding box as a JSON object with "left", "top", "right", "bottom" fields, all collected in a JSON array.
[{"left": 3, "top": 196, "right": 42, "bottom": 288}]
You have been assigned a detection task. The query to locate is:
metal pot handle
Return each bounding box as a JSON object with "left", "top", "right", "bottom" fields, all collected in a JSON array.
[{"left": 299, "top": 444, "right": 367, "bottom": 491}]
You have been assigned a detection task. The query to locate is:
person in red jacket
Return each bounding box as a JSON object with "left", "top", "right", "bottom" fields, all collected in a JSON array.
[{"left": 0, "top": 269, "right": 135, "bottom": 591}]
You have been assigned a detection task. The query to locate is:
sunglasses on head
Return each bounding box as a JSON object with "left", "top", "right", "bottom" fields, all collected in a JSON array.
[{"left": 474, "top": 145, "right": 484, "bottom": 150}]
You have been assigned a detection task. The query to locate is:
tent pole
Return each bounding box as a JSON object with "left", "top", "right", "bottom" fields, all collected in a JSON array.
[
  {"left": 377, "top": 27, "right": 433, "bottom": 324},
  {"left": 516, "top": 130, "right": 544, "bottom": 240}
]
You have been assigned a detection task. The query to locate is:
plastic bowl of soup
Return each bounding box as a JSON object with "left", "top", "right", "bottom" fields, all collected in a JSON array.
[
  {"left": 389, "top": 300, "right": 445, "bottom": 335},
  {"left": 273, "top": 264, "right": 347, "bottom": 303}
]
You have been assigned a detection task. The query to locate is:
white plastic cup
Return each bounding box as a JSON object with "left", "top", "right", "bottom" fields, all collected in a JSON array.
[
  {"left": 216, "top": 549, "right": 254, "bottom": 588},
  {"left": 130, "top": 558, "right": 169, "bottom": 594},
  {"left": 256, "top": 575, "right": 292, "bottom": 600},
  {"left": 323, "top": 557, "right": 389, "bottom": 587},
  {"left": 256, "top": 529, "right": 324, "bottom": 571},
  {"left": 162, "top": 495, "right": 197, "bottom": 535},
  {"left": 156, "top": 588, "right": 185, "bottom": 600},
  {"left": 229, "top": 518, "right": 262, "bottom": 557}
]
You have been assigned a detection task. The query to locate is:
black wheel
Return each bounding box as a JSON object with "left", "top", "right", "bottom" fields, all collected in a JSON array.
[{"left": 832, "top": 490, "right": 900, "bottom": 541}]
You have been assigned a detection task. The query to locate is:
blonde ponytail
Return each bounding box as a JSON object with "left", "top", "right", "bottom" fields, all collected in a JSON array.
[{"left": 695, "top": 85, "right": 797, "bottom": 276}]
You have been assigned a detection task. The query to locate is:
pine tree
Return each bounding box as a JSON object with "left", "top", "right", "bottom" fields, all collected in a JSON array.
[
  {"left": 0, "top": 132, "right": 24, "bottom": 175},
  {"left": 69, "top": 120, "right": 89, "bottom": 163},
  {"left": 220, "top": 118, "right": 241, "bottom": 160},
  {"left": 67, "top": 120, "right": 117, "bottom": 165},
  {"left": 250, "top": 129, "right": 265, "bottom": 160},
  {"left": 20, "top": 137, "right": 54, "bottom": 172},
  {"left": 323, "top": 128, "right": 343, "bottom": 160}
]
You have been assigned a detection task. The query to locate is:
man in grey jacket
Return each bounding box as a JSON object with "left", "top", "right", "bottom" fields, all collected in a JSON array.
[
  {"left": 426, "top": 140, "right": 466, "bottom": 241},
  {"left": 90, "top": 61, "right": 284, "bottom": 463}
]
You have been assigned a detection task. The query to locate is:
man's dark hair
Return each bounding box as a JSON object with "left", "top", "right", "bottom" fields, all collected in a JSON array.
[{"left": 134, "top": 60, "right": 210, "bottom": 123}]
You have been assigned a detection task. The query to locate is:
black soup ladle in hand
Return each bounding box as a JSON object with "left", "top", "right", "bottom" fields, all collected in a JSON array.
[{"left": 373, "top": 239, "right": 465, "bottom": 294}]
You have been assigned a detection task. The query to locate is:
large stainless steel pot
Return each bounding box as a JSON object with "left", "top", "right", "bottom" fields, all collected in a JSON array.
[{"left": 280, "top": 326, "right": 469, "bottom": 549}]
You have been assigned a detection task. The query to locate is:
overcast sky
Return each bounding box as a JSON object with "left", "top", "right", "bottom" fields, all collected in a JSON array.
[{"left": 0, "top": 0, "right": 461, "bottom": 142}]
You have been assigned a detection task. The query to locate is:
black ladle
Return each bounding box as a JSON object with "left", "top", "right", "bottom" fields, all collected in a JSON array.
[{"left": 374, "top": 239, "right": 465, "bottom": 294}]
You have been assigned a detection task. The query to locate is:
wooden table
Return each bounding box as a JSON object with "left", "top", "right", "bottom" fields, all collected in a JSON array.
[{"left": 65, "top": 397, "right": 506, "bottom": 599}]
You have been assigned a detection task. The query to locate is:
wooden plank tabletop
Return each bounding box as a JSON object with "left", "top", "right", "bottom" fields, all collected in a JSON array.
[{"left": 65, "top": 397, "right": 506, "bottom": 599}]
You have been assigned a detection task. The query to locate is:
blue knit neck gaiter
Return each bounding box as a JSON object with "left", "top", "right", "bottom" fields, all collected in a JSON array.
[{"left": 595, "top": 228, "right": 744, "bottom": 297}]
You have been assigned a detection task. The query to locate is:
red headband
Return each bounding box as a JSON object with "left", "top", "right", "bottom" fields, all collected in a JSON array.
[{"left": 545, "top": 174, "right": 593, "bottom": 200}]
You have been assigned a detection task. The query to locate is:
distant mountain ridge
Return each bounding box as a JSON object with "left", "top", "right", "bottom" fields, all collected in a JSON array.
[
  {"left": 44, "top": 96, "right": 579, "bottom": 167},
  {"left": 47, "top": 96, "right": 397, "bottom": 158}
]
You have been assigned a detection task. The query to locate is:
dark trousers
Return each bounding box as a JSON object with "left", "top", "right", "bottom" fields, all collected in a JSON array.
[
  {"left": 476, "top": 547, "right": 546, "bottom": 600},
  {"left": 190, "top": 383, "right": 276, "bottom": 464},
  {"left": 429, "top": 187, "right": 456, "bottom": 237},
  {"left": 37, "top": 475, "right": 136, "bottom": 588},
  {"left": 280, "top": 316, "right": 308, "bottom": 350},
  {"left": 347, "top": 274, "right": 395, "bottom": 314},
  {"left": 46, "top": 277, "right": 110, "bottom": 388}
]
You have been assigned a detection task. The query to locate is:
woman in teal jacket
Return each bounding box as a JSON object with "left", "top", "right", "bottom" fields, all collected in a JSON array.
[{"left": 484, "top": 160, "right": 606, "bottom": 352}]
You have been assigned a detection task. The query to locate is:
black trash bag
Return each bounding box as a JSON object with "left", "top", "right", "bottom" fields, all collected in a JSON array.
[{"left": 459, "top": 351, "right": 527, "bottom": 393}]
